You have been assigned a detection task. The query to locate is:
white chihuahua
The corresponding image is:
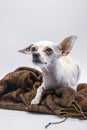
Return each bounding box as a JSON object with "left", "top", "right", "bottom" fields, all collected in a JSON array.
[{"left": 19, "top": 35, "right": 80, "bottom": 104}]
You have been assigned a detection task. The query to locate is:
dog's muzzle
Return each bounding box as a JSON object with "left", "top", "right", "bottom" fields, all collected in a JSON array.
[{"left": 32, "top": 53, "right": 42, "bottom": 63}]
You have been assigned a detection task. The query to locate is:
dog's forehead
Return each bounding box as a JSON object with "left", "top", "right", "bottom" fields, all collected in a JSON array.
[{"left": 34, "top": 41, "right": 54, "bottom": 48}]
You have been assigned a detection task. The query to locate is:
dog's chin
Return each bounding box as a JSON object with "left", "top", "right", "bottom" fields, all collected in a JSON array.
[{"left": 32, "top": 59, "right": 47, "bottom": 65}]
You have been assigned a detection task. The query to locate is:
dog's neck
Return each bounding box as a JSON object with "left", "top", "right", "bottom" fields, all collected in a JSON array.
[{"left": 39, "top": 60, "right": 61, "bottom": 79}]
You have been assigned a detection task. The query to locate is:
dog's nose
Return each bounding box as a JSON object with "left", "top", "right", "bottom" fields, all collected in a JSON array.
[{"left": 33, "top": 53, "right": 40, "bottom": 59}]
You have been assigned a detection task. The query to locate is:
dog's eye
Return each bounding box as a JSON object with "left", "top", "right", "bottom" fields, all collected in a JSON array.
[
  {"left": 44, "top": 47, "right": 53, "bottom": 56},
  {"left": 31, "top": 47, "right": 36, "bottom": 52},
  {"left": 45, "top": 48, "right": 53, "bottom": 52}
]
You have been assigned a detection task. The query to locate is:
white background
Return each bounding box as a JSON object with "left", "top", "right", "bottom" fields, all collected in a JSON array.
[{"left": 0, "top": 0, "right": 87, "bottom": 130}]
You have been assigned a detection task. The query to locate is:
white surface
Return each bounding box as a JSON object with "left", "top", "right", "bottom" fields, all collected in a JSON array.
[
  {"left": 0, "top": 0, "right": 87, "bottom": 130},
  {"left": 0, "top": 110, "right": 87, "bottom": 130}
]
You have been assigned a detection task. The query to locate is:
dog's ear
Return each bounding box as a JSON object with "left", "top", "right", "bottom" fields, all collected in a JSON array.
[
  {"left": 59, "top": 35, "right": 77, "bottom": 56},
  {"left": 18, "top": 43, "right": 34, "bottom": 54}
]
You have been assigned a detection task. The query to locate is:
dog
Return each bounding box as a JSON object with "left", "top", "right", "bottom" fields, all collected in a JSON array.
[{"left": 18, "top": 35, "right": 80, "bottom": 104}]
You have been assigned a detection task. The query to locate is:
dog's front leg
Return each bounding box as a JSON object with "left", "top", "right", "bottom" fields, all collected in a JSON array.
[{"left": 31, "top": 83, "right": 45, "bottom": 104}]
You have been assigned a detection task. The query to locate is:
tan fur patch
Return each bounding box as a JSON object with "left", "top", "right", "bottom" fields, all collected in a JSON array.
[
  {"left": 44, "top": 47, "right": 53, "bottom": 56},
  {"left": 25, "top": 44, "right": 34, "bottom": 51},
  {"left": 61, "top": 40, "right": 71, "bottom": 54}
]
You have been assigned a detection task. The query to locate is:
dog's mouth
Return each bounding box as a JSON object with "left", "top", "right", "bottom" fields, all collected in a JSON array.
[{"left": 32, "top": 59, "right": 47, "bottom": 64}]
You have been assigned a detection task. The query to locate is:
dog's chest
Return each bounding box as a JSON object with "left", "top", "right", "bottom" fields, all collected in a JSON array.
[{"left": 43, "top": 69, "right": 60, "bottom": 88}]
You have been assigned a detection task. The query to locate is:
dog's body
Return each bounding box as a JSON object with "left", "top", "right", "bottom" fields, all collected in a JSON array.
[
  {"left": 40, "top": 56, "right": 79, "bottom": 89},
  {"left": 19, "top": 35, "right": 80, "bottom": 104}
]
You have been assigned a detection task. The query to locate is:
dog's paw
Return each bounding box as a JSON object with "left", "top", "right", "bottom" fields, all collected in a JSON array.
[{"left": 31, "top": 99, "right": 40, "bottom": 105}]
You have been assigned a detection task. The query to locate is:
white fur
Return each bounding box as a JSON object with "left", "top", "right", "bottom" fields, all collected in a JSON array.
[
  {"left": 19, "top": 35, "right": 80, "bottom": 104},
  {"left": 31, "top": 56, "right": 80, "bottom": 104}
]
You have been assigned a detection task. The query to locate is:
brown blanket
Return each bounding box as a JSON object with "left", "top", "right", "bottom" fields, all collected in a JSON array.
[{"left": 0, "top": 67, "right": 87, "bottom": 120}]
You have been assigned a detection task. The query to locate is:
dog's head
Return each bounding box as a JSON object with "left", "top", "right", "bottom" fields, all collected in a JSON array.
[{"left": 18, "top": 35, "right": 77, "bottom": 66}]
